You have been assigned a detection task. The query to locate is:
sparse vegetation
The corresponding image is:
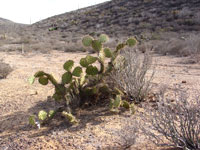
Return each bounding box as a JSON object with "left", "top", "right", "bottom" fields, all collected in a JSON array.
[
  {"left": 154, "top": 34, "right": 200, "bottom": 62},
  {"left": 109, "top": 47, "right": 154, "bottom": 104},
  {"left": 142, "top": 89, "right": 200, "bottom": 149}
]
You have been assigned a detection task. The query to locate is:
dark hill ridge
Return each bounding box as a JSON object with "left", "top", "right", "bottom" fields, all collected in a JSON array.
[
  {"left": 0, "top": 18, "right": 27, "bottom": 34},
  {"left": 0, "top": 18, "right": 13, "bottom": 24},
  {"left": 32, "top": 0, "right": 200, "bottom": 38}
]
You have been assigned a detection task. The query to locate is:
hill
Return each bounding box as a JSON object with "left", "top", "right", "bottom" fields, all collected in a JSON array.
[
  {"left": 32, "top": 0, "right": 200, "bottom": 38},
  {"left": 1, "top": 0, "right": 200, "bottom": 53},
  {"left": 0, "top": 18, "right": 26, "bottom": 34}
]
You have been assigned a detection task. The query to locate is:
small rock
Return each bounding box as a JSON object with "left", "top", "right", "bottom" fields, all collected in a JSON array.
[
  {"left": 182, "top": 80, "right": 186, "bottom": 84},
  {"left": 29, "top": 90, "right": 38, "bottom": 95}
]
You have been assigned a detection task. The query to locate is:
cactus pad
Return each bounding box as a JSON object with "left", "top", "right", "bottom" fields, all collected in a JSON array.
[
  {"left": 86, "top": 65, "right": 99, "bottom": 76},
  {"left": 28, "top": 76, "right": 35, "bottom": 84},
  {"left": 130, "top": 103, "right": 135, "bottom": 114},
  {"left": 104, "top": 48, "right": 112, "bottom": 58},
  {"left": 38, "top": 110, "right": 47, "bottom": 121},
  {"left": 48, "top": 110, "right": 56, "bottom": 118},
  {"left": 62, "top": 72, "right": 72, "bottom": 84},
  {"left": 62, "top": 111, "right": 78, "bottom": 124},
  {"left": 122, "top": 100, "right": 130, "bottom": 109},
  {"left": 72, "top": 66, "right": 82, "bottom": 77},
  {"left": 92, "top": 40, "right": 102, "bottom": 52},
  {"left": 38, "top": 76, "right": 48, "bottom": 85},
  {"left": 34, "top": 71, "right": 45, "bottom": 77},
  {"left": 86, "top": 55, "right": 97, "bottom": 64},
  {"left": 80, "top": 58, "right": 89, "bottom": 67},
  {"left": 82, "top": 35, "right": 93, "bottom": 47},
  {"left": 63, "top": 60, "right": 74, "bottom": 72},
  {"left": 116, "top": 43, "right": 126, "bottom": 51},
  {"left": 113, "top": 95, "right": 121, "bottom": 108},
  {"left": 99, "top": 34, "right": 109, "bottom": 43},
  {"left": 126, "top": 38, "right": 137, "bottom": 47},
  {"left": 29, "top": 115, "right": 36, "bottom": 126}
]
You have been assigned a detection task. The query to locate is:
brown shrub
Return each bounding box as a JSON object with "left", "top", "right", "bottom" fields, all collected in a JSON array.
[
  {"left": 141, "top": 88, "right": 200, "bottom": 149},
  {"left": 109, "top": 48, "right": 154, "bottom": 103},
  {"left": 0, "top": 61, "right": 13, "bottom": 79},
  {"left": 154, "top": 34, "right": 200, "bottom": 62}
]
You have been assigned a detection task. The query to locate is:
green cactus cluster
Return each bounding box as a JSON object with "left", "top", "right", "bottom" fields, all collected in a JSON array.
[{"left": 28, "top": 34, "right": 137, "bottom": 128}]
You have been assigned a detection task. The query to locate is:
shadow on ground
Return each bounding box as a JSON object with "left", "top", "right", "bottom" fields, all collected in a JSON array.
[{"left": 0, "top": 96, "right": 115, "bottom": 139}]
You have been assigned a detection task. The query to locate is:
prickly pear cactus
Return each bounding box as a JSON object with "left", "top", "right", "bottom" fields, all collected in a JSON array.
[{"left": 29, "top": 34, "right": 137, "bottom": 128}]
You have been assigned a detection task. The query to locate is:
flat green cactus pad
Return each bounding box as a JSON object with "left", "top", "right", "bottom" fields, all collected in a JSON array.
[
  {"left": 92, "top": 40, "right": 102, "bottom": 52},
  {"left": 82, "top": 35, "right": 93, "bottom": 47},
  {"left": 86, "top": 65, "right": 99, "bottom": 76},
  {"left": 38, "top": 110, "right": 47, "bottom": 121},
  {"left": 38, "top": 76, "right": 48, "bottom": 85},
  {"left": 63, "top": 60, "right": 74, "bottom": 72},
  {"left": 62, "top": 72, "right": 72, "bottom": 84},
  {"left": 72, "top": 66, "right": 82, "bottom": 77}
]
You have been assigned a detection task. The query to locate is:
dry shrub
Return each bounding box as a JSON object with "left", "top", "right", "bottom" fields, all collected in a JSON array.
[
  {"left": 142, "top": 88, "right": 200, "bottom": 149},
  {"left": 110, "top": 48, "right": 154, "bottom": 103},
  {"left": 154, "top": 34, "right": 200, "bottom": 62},
  {"left": 0, "top": 61, "right": 13, "bottom": 79}
]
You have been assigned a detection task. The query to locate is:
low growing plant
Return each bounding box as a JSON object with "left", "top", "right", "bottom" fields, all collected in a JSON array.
[
  {"left": 142, "top": 89, "right": 200, "bottom": 149},
  {"left": 109, "top": 48, "right": 154, "bottom": 104},
  {"left": 29, "top": 34, "right": 137, "bottom": 127}
]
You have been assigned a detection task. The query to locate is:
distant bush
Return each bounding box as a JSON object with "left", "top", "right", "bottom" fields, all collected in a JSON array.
[
  {"left": 0, "top": 61, "right": 13, "bottom": 79},
  {"left": 154, "top": 34, "right": 200, "bottom": 62},
  {"left": 142, "top": 89, "right": 200, "bottom": 149}
]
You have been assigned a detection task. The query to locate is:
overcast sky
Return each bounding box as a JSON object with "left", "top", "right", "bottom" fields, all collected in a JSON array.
[{"left": 0, "top": 0, "right": 109, "bottom": 24}]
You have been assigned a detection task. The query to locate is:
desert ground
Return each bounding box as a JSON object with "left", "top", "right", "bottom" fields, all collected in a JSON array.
[{"left": 0, "top": 48, "right": 200, "bottom": 150}]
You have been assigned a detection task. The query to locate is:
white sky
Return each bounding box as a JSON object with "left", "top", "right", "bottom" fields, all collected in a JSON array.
[{"left": 0, "top": 0, "right": 109, "bottom": 24}]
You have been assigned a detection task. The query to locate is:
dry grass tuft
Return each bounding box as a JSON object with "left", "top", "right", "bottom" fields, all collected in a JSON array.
[{"left": 141, "top": 87, "right": 200, "bottom": 149}]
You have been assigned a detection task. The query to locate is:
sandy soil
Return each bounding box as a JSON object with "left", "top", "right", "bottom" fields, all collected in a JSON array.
[{"left": 0, "top": 50, "right": 200, "bottom": 150}]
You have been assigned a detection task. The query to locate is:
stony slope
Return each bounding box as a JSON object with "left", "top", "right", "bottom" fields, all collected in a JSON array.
[
  {"left": 0, "top": 18, "right": 26, "bottom": 34},
  {"left": 32, "top": 0, "right": 200, "bottom": 38},
  {"left": 1, "top": 0, "right": 200, "bottom": 53}
]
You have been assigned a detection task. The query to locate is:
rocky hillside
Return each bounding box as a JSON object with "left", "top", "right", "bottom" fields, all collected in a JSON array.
[
  {"left": 1, "top": 0, "right": 200, "bottom": 53},
  {"left": 0, "top": 18, "right": 26, "bottom": 34},
  {"left": 32, "top": 0, "right": 200, "bottom": 38}
]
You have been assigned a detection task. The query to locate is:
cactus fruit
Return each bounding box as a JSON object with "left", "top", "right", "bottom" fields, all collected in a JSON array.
[
  {"left": 82, "top": 35, "right": 93, "bottom": 47},
  {"left": 63, "top": 60, "right": 74, "bottom": 72},
  {"left": 38, "top": 110, "right": 48, "bottom": 121}
]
